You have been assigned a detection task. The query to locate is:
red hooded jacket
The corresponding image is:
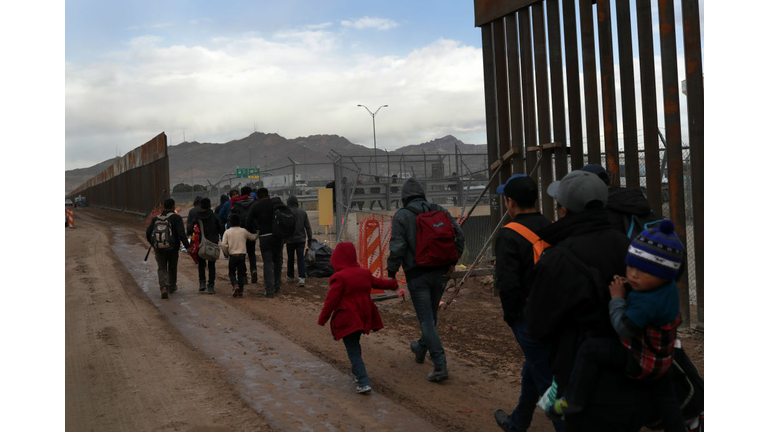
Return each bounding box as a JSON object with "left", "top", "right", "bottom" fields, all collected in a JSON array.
[{"left": 318, "top": 242, "right": 398, "bottom": 340}]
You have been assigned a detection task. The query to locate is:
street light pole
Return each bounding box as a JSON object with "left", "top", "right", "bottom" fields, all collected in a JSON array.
[{"left": 358, "top": 104, "right": 388, "bottom": 177}]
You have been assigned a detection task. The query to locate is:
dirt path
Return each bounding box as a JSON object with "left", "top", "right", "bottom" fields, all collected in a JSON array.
[{"left": 66, "top": 208, "right": 704, "bottom": 431}]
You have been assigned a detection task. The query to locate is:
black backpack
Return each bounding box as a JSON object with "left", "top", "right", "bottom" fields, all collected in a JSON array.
[
  {"left": 272, "top": 199, "right": 296, "bottom": 239},
  {"left": 151, "top": 214, "right": 174, "bottom": 250},
  {"left": 624, "top": 211, "right": 665, "bottom": 240}
]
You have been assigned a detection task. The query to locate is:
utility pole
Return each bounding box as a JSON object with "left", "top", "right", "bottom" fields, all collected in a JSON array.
[{"left": 357, "top": 104, "right": 388, "bottom": 177}]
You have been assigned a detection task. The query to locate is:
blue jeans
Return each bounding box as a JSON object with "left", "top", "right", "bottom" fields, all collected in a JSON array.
[
  {"left": 508, "top": 317, "right": 565, "bottom": 432},
  {"left": 406, "top": 271, "right": 448, "bottom": 370},
  {"left": 342, "top": 331, "right": 370, "bottom": 387},
  {"left": 286, "top": 242, "right": 306, "bottom": 279}
]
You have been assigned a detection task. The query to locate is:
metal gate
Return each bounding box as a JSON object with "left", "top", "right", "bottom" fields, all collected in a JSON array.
[{"left": 475, "top": 0, "right": 704, "bottom": 328}]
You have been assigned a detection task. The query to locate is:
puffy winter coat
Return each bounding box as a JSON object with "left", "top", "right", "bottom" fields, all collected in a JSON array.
[{"left": 318, "top": 242, "right": 398, "bottom": 340}]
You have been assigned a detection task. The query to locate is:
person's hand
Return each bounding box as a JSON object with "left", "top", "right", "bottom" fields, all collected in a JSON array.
[{"left": 609, "top": 275, "right": 627, "bottom": 299}]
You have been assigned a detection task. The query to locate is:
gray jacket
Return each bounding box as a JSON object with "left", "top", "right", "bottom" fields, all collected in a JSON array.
[
  {"left": 386, "top": 178, "right": 465, "bottom": 279},
  {"left": 286, "top": 196, "right": 312, "bottom": 245}
]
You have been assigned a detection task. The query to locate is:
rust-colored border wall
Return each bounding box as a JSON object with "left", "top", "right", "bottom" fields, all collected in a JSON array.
[{"left": 67, "top": 133, "right": 170, "bottom": 215}]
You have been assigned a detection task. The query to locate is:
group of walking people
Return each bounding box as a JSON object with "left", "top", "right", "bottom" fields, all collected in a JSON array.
[
  {"left": 146, "top": 185, "right": 313, "bottom": 299},
  {"left": 148, "top": 167, "right": 696, "bottom": 431}
]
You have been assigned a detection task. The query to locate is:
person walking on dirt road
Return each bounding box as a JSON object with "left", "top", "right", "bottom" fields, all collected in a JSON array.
[
  {"left": 491, "top": 175, "right": 564, "bottom": 432},
  {"left": 220, "top": 213, "right": 258, "bottom": 298},
  {"left": 387, "top": 178, "right": 465, "bottom": 382},
  {"left": 318, "top": 242, "right": 398, "bottom": 394},
  {"left": 525, "top": 170, "right": 652, "bottom": 431},
  {"left": 285, "top": 195, "right": 313, "bottom": 287},
  {"left": 146, "top": 198, "right": 190, "bottom": 299},
  {"left": 246, "top": 188, "right": 285, "bottom": 298},
  {"left": 189, "top": 198, "right": 224, "bottom": 294},
  {"left": 230, "top": 186, "right": 259, "bottom": 285}
]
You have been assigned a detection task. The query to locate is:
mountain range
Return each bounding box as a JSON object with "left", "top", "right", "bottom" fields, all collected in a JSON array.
[{"left": 65, "top": 133, "right": 486, "bottom": 194}]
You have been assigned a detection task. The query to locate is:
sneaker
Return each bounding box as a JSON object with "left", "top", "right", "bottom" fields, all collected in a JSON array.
[
  {"left": 427, "top": 369, "right": 449, "bottom": 382},
  {"left": 251, "top": 271, "right": 258, "bottom": 284},
  {"left": 297, "top": 278, "right": 305, "bottom": 287},
  {"left": 355, "top": 385, "right": 372, "bottom": 394},
  {"left": 232, "top": 284, "right": 240, "bottom": 297},
  {"left": 286, "top": 277, "right": 295, "bottom": 283},
  {"left": 161, "top": 287, "right": 169, "bottom": 299},
  {"left": 236, "top": 288, "right": 243, "bottom": 298},
  {"left": 168, "top": 284, "right": 178, "bottom": 293},
  {"left": 207, "top": 284, "right": 215, "bottom": 294},
  {"left": 198, "top": 282, "right": 206, "bottom": 292},
  {"left": 352, "top": 374, "right": 359, "bottom": 383},
  {"left": 493, "top": 409, "right": 513, "bottom": 432},
  {"left": 410, "top": 340, "right": 426, "bottom": 364}
]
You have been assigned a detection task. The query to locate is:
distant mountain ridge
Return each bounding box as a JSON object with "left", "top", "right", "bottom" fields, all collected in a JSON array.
[{"left": 65, "top": 132, "right": 486, "bottom": 194}]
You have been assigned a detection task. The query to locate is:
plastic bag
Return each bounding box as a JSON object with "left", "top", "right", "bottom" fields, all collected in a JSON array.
[
  {"left": 306, "top": 239, "right": 335, "bottom": 278},
  {"left": 536, "top": 380, "right": 558, "bottom": 411}
]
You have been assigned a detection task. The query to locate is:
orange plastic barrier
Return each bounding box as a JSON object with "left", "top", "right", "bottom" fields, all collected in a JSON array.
[{"left": 66, "top": 208, "right": 74, "bottom": 228}]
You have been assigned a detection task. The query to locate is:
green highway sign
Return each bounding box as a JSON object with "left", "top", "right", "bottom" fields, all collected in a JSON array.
[{"left": 236, "top": 167, "right": 260, "bottom": 179}]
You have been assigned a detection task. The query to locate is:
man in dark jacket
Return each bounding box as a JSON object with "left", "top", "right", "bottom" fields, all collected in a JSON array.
[
  {"left": 185, "top": 195, "right": 203, "bottom": 235},
  {"left": 246, "top": 188, "right": 284, "bottom": 298},
  {"left": 230, "top": 186, "right": 258, "bottom": 284},
  {"left": 188, "top": 198, "right": 225, "bottom": 294},
  {"left": 492, "top": 175, "right": 563, "bottom": 432},
  {"left": 218, "top": 189, "right": 240, "bottom": 228},
  {"left": 526, "top": 170, "right": 652, "bottom": 431},
  {"left": 285, "top": 195, "right": 313, "bottom": 287},
  {"left": 387, "top": 178, "right": 465, "bottom": 382},
  {"left": 146, "top": 198, "right": 190, "bottom": 299}
]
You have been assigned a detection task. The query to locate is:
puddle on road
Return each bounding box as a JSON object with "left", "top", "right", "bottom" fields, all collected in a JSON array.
[{"left": 110, "top": 224, "right": 435, "bottom": 431}]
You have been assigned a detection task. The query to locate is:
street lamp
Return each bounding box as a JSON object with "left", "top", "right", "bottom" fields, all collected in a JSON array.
[{"left": 358, "top": 104, "right": 388, "bottom": 177}]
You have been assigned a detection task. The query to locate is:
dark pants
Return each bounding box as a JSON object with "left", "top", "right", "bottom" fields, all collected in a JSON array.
[
  {"left": 228, "top": 254, "right": 247, "bottom": 288},
  {"left": 286, "top": 242, "right": 306, "bottom": 279},
  {"left": 343, "top": 331, "right": 370, "bottom": 387},
  {"left": 197, "top": 257, "right": 216, "bottom": 285},
  {"left": 154, "top": 249, "right": 179, "bottom": 289},
  {"left": 259, "top": 235, "right": 284, "bottom": 295},
  {"left": 246, "top": 239, "right": 257, "bottom": 274},
  {"left": 565, "top": 337, "right": 685, "bottom": 432},
  {"left": 406, "top": 271, "right": 448, "bottom": 370},
  {"left": 507, "top": 318, "right": 565, "bottom": 432}
]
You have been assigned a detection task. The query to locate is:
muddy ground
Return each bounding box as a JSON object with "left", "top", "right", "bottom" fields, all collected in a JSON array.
[{"left": 65, "top": 207, "right": 703, "bottom": 431}]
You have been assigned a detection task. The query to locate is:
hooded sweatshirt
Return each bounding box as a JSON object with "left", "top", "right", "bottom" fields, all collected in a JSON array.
[
  {"left": 606, "top": 186, "right": 653, "bottom": 234},
  {"left": 191, "top": 208, "right": 224, "bottom": 243},
  {"left": 185, "top": 196, "right": 204, "bottom": 235},
  {"left": 386, "top": 178, "right": 465, "bottom": 279},
  {"left": 286, "top": 195, "right": 313, "bottom": 245},
  {"left": 318, "top": 242, "right": 398, "bottom": 340}
]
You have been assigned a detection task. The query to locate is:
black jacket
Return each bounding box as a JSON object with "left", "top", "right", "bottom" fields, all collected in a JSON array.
[
  {"left": 190, "top": 209, "right": 224, "bottom": 243},
  {"left": 526, "top": 208, "right": 652, "bottom": 406},
  {"left": 246, "top": 197, "right": 282, "bottom": 236},
  {"left": 146, "top": 210, "right": 190, "bottom": 250},
  {"left": 185, "top": 196, "right": 203, "bottom": 235},
  {"left": 606, "top": 186, "right": 652, "bottom": 234},
  {"left": 494, "top": 212, "right": 552, "bottom": 326}
]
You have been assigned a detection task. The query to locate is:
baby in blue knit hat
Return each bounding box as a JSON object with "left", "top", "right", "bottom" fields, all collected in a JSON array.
[{"left": 546, "top": 220, "right": 685, "bottom": 426}]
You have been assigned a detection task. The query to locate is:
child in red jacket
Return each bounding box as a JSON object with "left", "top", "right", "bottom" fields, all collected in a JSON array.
[{"left": 318, "top": 242, "right": 398, "bottom": 394}]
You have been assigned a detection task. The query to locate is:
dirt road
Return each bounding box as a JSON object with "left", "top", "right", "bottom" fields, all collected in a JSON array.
[{"left": 65, "top": 208, "right": 704, "bottom": 431}]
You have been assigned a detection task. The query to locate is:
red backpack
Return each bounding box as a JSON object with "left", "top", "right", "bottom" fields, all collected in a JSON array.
[{"left": 406, "top": 204, "right": 459, "bottom": 267}]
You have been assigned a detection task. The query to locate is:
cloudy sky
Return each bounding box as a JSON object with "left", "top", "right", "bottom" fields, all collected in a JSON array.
[
  {"left": 64, "top": 0, "right": 484, "bottom": 170},
  {"left": 57, "top": 0, "right": 710, "bottom": 172}
]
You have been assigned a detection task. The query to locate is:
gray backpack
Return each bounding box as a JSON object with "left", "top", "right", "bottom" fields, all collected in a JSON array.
[
  {"left": 196, "top": 220, "right": 221, "bottom": 261},
  {"left": 152, "top": 214, "right": 173, "bottom": 250}
]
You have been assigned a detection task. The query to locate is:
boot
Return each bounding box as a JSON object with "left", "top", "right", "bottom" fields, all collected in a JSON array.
[
  {"left": 161, "top": 287, "right": 169, "bottom": 299},
  {"left": 251, "top": 270, "right": 258, "bottom": 284},
  {"left": 427, "top": 369, "right": 449, "bottom": 382},
  {"left": 206, "top": 283, "right": 215, "bottom": 294},
  {"left": 198, "top": 281, "right": 206, "bottom": 292}
]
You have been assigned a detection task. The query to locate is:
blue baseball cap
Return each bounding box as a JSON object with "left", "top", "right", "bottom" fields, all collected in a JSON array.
[{"left": 496, "top": 174, "right": 528, "bottom": 194}]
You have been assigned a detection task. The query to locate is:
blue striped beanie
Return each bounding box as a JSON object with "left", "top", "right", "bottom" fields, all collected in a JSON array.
[{"left": 626, "top": 220, "right": 684, "bottom": 281}]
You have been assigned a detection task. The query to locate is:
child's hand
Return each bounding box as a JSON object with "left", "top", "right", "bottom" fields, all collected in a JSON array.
[{"left": 609, "top": 275, "right": 627, "bottom": 299}]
